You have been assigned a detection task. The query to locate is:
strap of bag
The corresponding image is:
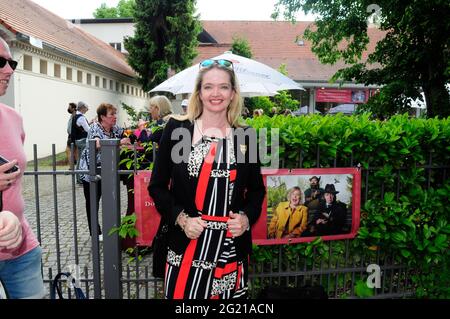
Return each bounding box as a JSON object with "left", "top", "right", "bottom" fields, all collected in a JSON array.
[{"left": 50, "top": 272, "right": 86, "bottom": 299}]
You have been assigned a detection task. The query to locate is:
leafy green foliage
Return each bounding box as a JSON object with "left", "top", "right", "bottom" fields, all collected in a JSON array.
[
  {"left": 272, "top": 0, "right": 450, "bottom": 118},
  {"left": 108, "top": 213, "right": 139, "bottom": 239},
  {"left": 93, "top": 0, "right": 136, "bottom": 18},
  {"left": 124, "top": 0, "right": 201, "bottom": 91},
  {"left": 247, "top": 64, "right": 299, "bottom": 115},
  {"left": 248, "top": 114, "right": 450, "bottom": 298},
  {"left": 121, "top": 102, "right": 148, "bottom": 128}
]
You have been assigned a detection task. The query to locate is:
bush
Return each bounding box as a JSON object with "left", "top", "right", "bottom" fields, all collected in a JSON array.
[{"left": 247, "top": 114, "right": 450, "bottom": 298}]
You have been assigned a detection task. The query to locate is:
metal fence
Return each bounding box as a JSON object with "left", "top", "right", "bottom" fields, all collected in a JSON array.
[{"left": 24, "top": 140, "right": 447, "bottom": 299}]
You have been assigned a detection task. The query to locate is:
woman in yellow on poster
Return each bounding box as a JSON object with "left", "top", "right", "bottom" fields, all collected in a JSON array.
[{"left": 268, "top": 186, "right": 308, "bottom": 239}]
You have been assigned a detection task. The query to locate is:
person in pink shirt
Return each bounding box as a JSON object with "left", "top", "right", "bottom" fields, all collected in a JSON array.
[{"left": 0, "top": 36, "right": 44, "bottom": 299}]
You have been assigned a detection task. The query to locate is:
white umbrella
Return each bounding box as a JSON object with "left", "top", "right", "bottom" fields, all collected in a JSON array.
[
  {"left": 292, "top": 105, "right": 321, "bottom": 115},
  {"left": 328, "top": 104, "right": 357, "bottom": 114},
  {"left": 150, "top": 52, "right": 304, "bottom": 97}
]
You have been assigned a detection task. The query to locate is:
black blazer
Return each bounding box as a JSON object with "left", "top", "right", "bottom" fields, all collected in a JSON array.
[{"left": 148, "top": 118, "right": 266, "bottom": 260}]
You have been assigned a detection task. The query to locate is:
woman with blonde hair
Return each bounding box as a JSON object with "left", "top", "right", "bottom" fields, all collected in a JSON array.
[
  {"left": 149, "top": 59, "right": 265, "bottom": 299},
  {"left": 138, "top": 95, "right": 173, "bottom": 143}
]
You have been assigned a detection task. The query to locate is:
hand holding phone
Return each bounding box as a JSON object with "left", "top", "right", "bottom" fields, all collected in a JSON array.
[{"left": 0, "top": 155, "right": 19, "bottom": 174}]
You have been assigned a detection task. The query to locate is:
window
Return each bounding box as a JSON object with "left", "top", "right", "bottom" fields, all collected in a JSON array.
[
  {"left": 121, "top": 84, "right": 124, "bottom": 93},
  {"left": 126, "top": 85, "right": 129, "bottom": 94},
  {"left": 66, "top": 67, "right": 73, "bottom": 80},
  {"left": 109, "top": 42, "right": 122, "bottom": 51},
  {"left": 131, "top": 87, "right": 134, "bottom": 95},
  {"left": 116, "top": 81, "right": 120, "bottom": 92},
  {"left": 40, "top": 59, "right": 47, "bottom": 75},
  {"left": 87, "top": 73, "right": 92, "bottom": 85},
  {"left": 77, "top": 70, "right": 83, "bottom": 83},
  {"left": 109, "top": 79, "right": 113, "bottom": 90},
  {"left": 54, "top": 64, "right": 61, "bottom": 78},
  {"left": 95, "top": 75, "right": 100, "bottom": 87},
  {"left": 23, "top": 55, "right": 32, "bottom": 71}
]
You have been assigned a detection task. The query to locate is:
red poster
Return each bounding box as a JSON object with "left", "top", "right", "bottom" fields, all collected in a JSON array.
[
  {"left": 316, "top": 88, "right": 368, "bottom": 103},
  {"left": 316, "top": 89, "right": 351, "bottom": 103},
  {"left": 134, "top": 171, "right": 160, "bottom": 246}
]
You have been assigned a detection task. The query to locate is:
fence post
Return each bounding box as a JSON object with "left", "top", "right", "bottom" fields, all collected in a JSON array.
[
  {"left": 88, "top": 139, "right": 102, "bottom": 299},
  {"left": 100, "top": 139, "right": 123, "bottom": 299}
]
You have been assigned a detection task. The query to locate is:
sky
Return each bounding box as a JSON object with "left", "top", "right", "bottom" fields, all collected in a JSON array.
[{"left": 30, "top": 0, "right": 316, "bottom": 21}]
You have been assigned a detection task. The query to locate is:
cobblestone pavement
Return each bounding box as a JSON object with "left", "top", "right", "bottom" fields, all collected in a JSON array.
[{"left": 22, "top": 167, "right": 158, "bottom": 298}]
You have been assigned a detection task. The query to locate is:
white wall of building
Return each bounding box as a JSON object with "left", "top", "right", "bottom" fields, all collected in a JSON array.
[
  {"left": 76, "top": 22, "right": 134, "bottom": 53},
  {"left": 0, "top": 44, "right": 148, "bottom": 160}
]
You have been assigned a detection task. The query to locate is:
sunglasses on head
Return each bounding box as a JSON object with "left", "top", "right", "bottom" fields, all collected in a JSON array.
[
  {"left": 199, "top": 59, "right": 233, "bottom": 70},
  {"left": 0, "top": 57, "right": 18, "bottom": 70}
]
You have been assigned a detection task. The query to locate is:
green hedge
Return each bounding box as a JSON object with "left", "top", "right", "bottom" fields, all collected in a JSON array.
[{"left": 246, "top": 114, "right": 450, "bottom": 298}]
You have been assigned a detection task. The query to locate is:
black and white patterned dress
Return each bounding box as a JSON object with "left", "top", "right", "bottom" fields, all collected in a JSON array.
[{"left": 164, "top": 135, "right": 248, "bottom": 299}]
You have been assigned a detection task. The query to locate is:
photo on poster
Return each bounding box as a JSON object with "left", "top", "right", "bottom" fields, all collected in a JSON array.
[{"left": 251, "top": 168, "right": 361, "bottom": 245}]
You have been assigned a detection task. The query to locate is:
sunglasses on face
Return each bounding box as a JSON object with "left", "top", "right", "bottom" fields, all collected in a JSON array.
[
  {"left": 199, "top": 59, "right": 233, "bottom": 71},
  {"left": 0, "top": 57, "right": 18, "bottom": 70}
]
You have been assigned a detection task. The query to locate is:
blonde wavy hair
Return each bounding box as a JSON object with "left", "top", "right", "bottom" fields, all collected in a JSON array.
[
  {"left": 287, "top": 186, "right": 302, "bottom": 202},
  {"left": 172, "top": 64, "right": 244, "bottom": 127},
  {"left": 148, "top": 95, "right": 173, "bottom": 120}
]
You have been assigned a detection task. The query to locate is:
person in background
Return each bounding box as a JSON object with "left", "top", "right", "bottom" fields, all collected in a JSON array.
[
  {"left": 271, "top": 107, "right": 278, "bottom": 116},
  {"left": 78, "top": 103, "right": 131, "bottom": 239},
  {"left": 120, "top": 95, "right": 174, "bottom": 252},
  {"left": 149, "top": 58, "right": 265, "bottom": 299},
  {"left": 0, "top": 36, "right": 45, "bottom": 299},
  {"left": 268, "top": 186, "right": 308, "bottom": 239},
  {"left": 72, "top": 101, "right": 90, "bottom": 184},
  {"left": 65, "top": 102, "right": 78, "bottom": 166},
  {"left": 253, "top": 108, "right": 264, "bottom": 117},
  {"left": 181, "top": 99, "right": 188, "bottom": 115},
  {"left": 138, "top": 95, "right": 173, "bottom": 145},
  {"left": 133, "top": 119, "right": 148, "bottom": 141}
]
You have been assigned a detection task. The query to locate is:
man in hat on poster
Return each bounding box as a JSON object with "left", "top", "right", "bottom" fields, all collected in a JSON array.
[
  {"left": 312, "top": 184, "right": 347, "bottom": 236},
  {"left": 304, "top": 176, "right": 325, "bottom": 207}
]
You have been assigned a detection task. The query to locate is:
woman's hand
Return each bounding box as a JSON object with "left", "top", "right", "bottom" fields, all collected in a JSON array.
[
  {"left": 120, "top": 137, "right": 131, "bottom": 146},
  {"left": 182, "top": 216, "right": 207, "bottom": 240},
  {"left": 227, "top": 211, "right": 249, "bottom": 238},
  {"left": 0, "top": 160, "right": 21, "bottom": 191},
  {"left": 0, "top": 210, "right": 23, "bottom": 249}
]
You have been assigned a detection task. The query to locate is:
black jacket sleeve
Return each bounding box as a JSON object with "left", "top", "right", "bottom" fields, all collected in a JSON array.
[
  {"left": 240, "top": 127, "right": 266, "bottom": 226},
  {"left": 148, "top": 118, "right": 184, "bottom": 225}
]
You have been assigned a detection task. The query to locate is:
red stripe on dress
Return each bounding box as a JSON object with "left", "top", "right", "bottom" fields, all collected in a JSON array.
[
  {"left": 202, "top": 215, "right": 229, "bottom": 222},
  {"left": 195, "top": 142, "right": 217, "bottom": 211},
  {"left": 223, "top": 261, "right": 237, "bottom": 275},
  {"left": 173, "top": 239, "right": 198, "bottom": 299},
  {"left": 236, "top": 263, "right": 242, "bottom": 291},
  {"left": 213, "top": 261, "right": 237, "bottom": 279},
  {"left": 229, "top": 169, "right": 236, "bottom": 182}
]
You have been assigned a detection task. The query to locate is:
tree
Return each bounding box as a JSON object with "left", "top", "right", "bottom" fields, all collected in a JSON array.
[
  {"left": 272, "top": 64, "right": 300, "bottom": 112},
  {"left": 124, "top": 0, "right": 201, "bottom": 91},
  {"left": 231, "top": 36, "right": 253, "bottom": 58},
  {"left": 273, "top": 0, "right": 450, "bottom": 118},
  {"left": 93, "top": 0, "right": 136, "bottom": 18}
]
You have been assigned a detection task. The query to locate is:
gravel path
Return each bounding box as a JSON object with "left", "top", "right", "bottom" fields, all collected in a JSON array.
[{"left": 22, "top": 167, "right": 157, "bottom": 298}]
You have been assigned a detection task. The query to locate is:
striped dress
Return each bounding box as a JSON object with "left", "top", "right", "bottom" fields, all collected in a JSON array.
[{"left": 164, "top": 135, "right": 248, "bottom": 299}]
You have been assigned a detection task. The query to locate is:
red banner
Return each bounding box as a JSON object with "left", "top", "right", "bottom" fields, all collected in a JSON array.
[
  {"left": 134, "top": 171, "right": 160, "bottom": 246},
  {"left": 133, "top": 167, "right": 361, "bottom": 246},
  {"left": 316, "top": 88, "right": 368, "bottom": 103}
]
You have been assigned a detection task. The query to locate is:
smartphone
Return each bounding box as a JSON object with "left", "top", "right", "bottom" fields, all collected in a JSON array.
[{"left": 0, "top": 155, "right": 19, "bottom": 174}]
